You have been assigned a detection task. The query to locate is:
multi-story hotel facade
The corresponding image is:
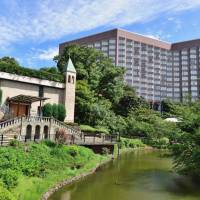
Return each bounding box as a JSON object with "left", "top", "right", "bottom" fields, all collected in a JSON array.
[{"left": 59, "top": 29, "right": 200, "bottom": 103}]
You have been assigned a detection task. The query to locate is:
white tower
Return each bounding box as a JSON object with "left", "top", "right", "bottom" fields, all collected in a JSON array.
[{"left": 64, "top": 57, "right": 76, "bottom": 122}]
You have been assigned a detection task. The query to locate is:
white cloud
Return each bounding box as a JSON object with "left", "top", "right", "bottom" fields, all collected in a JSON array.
[
  {"left": 0, "top": 0, "right": 200, "bottom": 48},
  {"left": 145, "top": 35, "right": 161, "bottom": 40},
  {"left": 37, "top": 47, "right": 58, "bottom": 61}
]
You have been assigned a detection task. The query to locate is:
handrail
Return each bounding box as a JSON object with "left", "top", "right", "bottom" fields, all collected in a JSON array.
[
  {"left": 0, "top": 116, "right": 21, "bottom": 125},
  {"left": 0, "top": 115, "right": 116, "bottom": 146},
  {"left": 0, "top": 116, "right": 22, "bottom": 129},
  {"left": 53, "top": 118, "right": 81, "bottom": 136},
  {"left": 0, "top": 115, "right": 81, "bottom": 137}
]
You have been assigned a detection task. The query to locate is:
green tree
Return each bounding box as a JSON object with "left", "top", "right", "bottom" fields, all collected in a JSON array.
[
  {"left": 57, "top": 104, "right": 66, "bottom": 121},
  {"left": 42, "top": 103, "right": 52, "bottom": 117},
  {"left": 0, "top": 57, "right": 20, "bottom": 67},
  {"left": 115, "top": 86, "right": 144, "bottom": 116},
  {"left": 52, "top": 104, "right": 59, "bottom": 119},
  {"left": 40, "top": 67, "right": 59, "bottom": 74},
  {"left": 56, "top": 45, "right": 125, "bottom": 103}
]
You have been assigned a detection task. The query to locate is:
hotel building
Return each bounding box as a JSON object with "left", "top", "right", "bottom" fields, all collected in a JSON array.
[{"left": 59, "top": 29, "right": 200, "bottom": 103}]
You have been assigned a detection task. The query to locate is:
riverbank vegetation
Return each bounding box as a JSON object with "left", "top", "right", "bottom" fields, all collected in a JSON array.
[
  {"left": 1, "top": 44, "right": 200, "bottom": 197},
  {"left": 0, "top": 141, "right": 106, "bottom": 200},
  {"left": 56, "top": 45, "right": 179, "bottom": 146},
  {"left": 56, "top": 45, "right": 200, "bottom": 179},
  {"left": 161, "top": 100, "right": 200, "bottom": 179}
]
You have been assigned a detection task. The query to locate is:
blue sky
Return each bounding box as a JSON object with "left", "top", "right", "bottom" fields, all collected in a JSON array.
[{"left": 1, "top": 0, "right": 200, "bottom": 69}]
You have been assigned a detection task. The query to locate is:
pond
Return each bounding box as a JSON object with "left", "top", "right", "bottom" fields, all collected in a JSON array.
[{"left": 49, "top": 149, "right": 200, "bottom": 200}]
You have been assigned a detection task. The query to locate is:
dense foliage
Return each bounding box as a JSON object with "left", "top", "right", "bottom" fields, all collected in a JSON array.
[
  {"left": 120, "top": 138, "right": 145, "bottom": 149},
  {"left": 56, "top": 46, "right": 146, "bottom": 134},
  {"left": 42, "top": 103, "right": 66, "bottom": 121},
  {"left": 0, "top": 57, "right": 64, "bottom": 82},
  {"left": 0, "top": 142, "right": 103, "bottom": 199},
  {"left": 56, "top": 45, "right": 179, "bottom": 144},
  {"left": 161, "top": 100, "right": 200, "bottom": 179},
  {"left": 0, "top": 185, "right": 16, "bottom": 200},
  {"left": 80, "top": 125, "right": 109, "bottom": 134}
]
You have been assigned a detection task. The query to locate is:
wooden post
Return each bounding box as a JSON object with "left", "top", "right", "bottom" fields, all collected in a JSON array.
[
  {"left": 117, "top": 132, "right": 120, "bottom": 158},
  {"left": 49, "top": 117, "right": 52, "bottom": 140},
  {"left": 1, "top": 134, "right": 3, "bottom": 146},
  {"left": 17, "top": 102, "right": 20, "bottom": 117},
  {"left": 39, "top": 100, "right": 42, "bottom": 117},
  {"left": 20, "top": 116, "right": 23, "bottom": 139},
  {"left": 28, "top": 104, "right": 31, "bottom": 116}
]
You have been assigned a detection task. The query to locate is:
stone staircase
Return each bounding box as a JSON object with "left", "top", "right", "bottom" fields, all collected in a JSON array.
[
  {"left": 0, "top": 116, "right": 116, "bottom": 147},
  {"left": 0, "top": 116, "right": 82, "bottom": 146}
]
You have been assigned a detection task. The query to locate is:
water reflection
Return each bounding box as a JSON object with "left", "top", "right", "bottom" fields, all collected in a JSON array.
[{"left": 49, "top": 150, "right": 200, "bottom": 200}]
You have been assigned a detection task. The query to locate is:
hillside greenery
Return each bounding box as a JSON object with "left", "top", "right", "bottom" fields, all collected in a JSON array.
[
  {"left": 0, "top": 57, "right": 64, "bottom": 82},
  {"left": 160, "top": 100, "right": 200, "bottom": 179},
  {"left": 0, "top": 141, "right": 105, "bottom": 200}
]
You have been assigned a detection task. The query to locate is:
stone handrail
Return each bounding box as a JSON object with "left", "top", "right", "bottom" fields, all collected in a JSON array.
[
  {"left": 0, "top": 117, "right": 22, "bottom": 129},
  {"left": 52, "top": 118, "right": 81, "bottom": 137},
  {"left": 0, "top": 116, "right": 116, "bottom": 146},
  {"left": 0, "top": 116, "right": 81, "bottom": 137}
]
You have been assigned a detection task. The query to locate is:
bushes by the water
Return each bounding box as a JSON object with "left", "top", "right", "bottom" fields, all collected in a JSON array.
[
  {"left": 0, "top": 141, "right": 102, "bottom": 195},
  {"left": 0, "top": 185, "right": 16, "bottom": 200},
  {"left": 80, "top": 125, "right": 109, "bottom": 134},
  {"left": 144, "top": 137, "right": 170, "bottom": 149},
  {"left": 120, "top": 138, "right": 145, "bottom": 149}
]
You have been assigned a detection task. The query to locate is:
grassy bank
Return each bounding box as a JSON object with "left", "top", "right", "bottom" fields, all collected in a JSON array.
[
  {"left": 0, "top": 141, "right": 107, "bottom": 200},
  {"left": 0, "top": 138, "right": 146, "bottom": 200}
]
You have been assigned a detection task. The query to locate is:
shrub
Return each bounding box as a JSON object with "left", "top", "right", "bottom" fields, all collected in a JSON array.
[
  {"left": 146, "top": 137, "right": 170, "bottom": 149},
  {"left": 9, "top": 139, "right": 21, "bottom": 147},
  {"left": 55, "top": 129, "right": 70, "bottom": 144},
  {"left": 57, "top": 104, "right": 66, "bottom": 121},
  {"left": 52, "top": 104, "right": 59, "bottom": 119},
  {"left": 42, "top": 140, "right": 57, "bottom": 148},
  {"left": 43, "top": 103, "right": 66, "bottom": 122},
  {"left": 102, "top": 147, "right": 110, "bottom": 155},
  {"left": 0, "top": 185, "right": 16, "bottom": 200},
  {"left": 42, "top": 103, "right": 52, "bottom": 117},
  {"left": 80, "top": 125, "right": 97, "bottom": 133},
  {"left": 0, "top": 62, "right": 64, "bottom": 83},
  {"left": 120, "top": 138, "right": 145, "bottom": 149},
  {"left": 159, "top": 137, "right": 170, "bottom": 145},
  {"left": 0, "top": 169, "right": 19, "bottom": 189},
  {"left": 66, "top": 145, "right": 79, "bottom": 157},
  {"left": 0, "top": 142, "right": 100, "bottom": 198},
  {"left": 95, "top": 126, "right": 109, "bottom": 134}
]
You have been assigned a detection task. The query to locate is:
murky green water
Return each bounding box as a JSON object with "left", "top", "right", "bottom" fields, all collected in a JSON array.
[{"left": 49, "top": 150, "right": 200, "bottom": 200}]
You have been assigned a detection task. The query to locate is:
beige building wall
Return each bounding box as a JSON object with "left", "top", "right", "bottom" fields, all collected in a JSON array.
[
  {"left": 0, "top": 79, "right": 39, "bottom": 115},
  {"left": 0, "top": 70, "right": 76, "bottom": 122},
  {"left": 43, "top": 87, "right": 65, "bottom": 105},
  {"left": 0, "top": 79, "right": 65, "bottom": 116}
]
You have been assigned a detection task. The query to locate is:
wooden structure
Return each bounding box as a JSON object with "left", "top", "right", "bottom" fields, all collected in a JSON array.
[{"left": 8, "top": 95, "right": 49, "bottom": 117}]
